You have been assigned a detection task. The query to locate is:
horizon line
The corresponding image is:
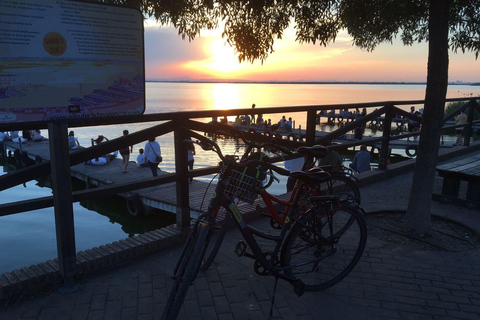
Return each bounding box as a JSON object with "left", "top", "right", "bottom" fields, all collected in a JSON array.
[{"left": 145, "top": 79, "right": 479, "bottom": 86}]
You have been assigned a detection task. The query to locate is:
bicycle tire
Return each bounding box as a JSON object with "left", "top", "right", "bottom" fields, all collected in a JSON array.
[
  {"left": 162, "top": 223, "right": 209, "bottom": 320},
  {"left": 281, "top": 203, "right": 367, "bottom": 292},
  {"left": 200, "top": 206, "right": 231, "bottom": 271}
]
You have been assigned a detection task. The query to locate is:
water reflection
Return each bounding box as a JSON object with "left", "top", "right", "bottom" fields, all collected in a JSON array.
[{"left": 80, "top": 197, "right": 175, "bottom": 237}]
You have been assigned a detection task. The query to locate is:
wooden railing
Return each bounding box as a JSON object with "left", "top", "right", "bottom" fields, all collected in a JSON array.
[{"left": 0, "top": 96, "right": 479, "bottom": 287}]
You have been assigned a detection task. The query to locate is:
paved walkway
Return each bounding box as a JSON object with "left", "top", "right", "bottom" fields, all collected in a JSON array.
[{"left": 1, "top": 153, "right": 480, "bottom": 320}]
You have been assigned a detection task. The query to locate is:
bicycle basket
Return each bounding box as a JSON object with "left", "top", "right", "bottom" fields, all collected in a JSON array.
[{"left": 224, "top": 169, "right": 264, "bottom": 203}]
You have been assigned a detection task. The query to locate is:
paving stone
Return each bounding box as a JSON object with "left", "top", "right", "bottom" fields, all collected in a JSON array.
[{"left": 213, "top": 296, "right": 231, "bottom": 314}]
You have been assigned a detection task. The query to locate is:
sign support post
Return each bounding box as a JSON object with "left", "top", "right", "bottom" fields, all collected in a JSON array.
[{"left": 48, "top": 121, "right": 80, "bottom": 292}]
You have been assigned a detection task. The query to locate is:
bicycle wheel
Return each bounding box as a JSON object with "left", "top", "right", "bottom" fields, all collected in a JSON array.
[
  {"left": 281, "top": 203, "right": 367, "bottom": 292},
  {"left": 318, "top": 174, "right": 361, "bottom": 204},
  {"left": 162, "top": 223, "right": 209, "bottom": 320},
  {"left": 200, "top": 206, "right": 231, "bottom": 271}
]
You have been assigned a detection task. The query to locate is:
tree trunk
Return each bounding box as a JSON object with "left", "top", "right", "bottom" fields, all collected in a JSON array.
[{"left": 404, "top": 0, "right": 449, "bottom": 235}]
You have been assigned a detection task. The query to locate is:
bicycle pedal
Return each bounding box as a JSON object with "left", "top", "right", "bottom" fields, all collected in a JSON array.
[{"left": 234, "top": 240, "right": 247, "bottom": 257}]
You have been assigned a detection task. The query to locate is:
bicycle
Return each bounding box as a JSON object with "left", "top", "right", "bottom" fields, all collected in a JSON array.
[
  {"left": 162, "top": 129, "right": 367, "bottom": 320},
  {"left": 200, "top": 126, "right": 361, "bottom": 270}
]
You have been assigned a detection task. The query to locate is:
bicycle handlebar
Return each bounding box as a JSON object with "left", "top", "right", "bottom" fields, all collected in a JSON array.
[
  {"left": 183, "top": 129, "right": 292, "bottom": 178},
  {"left": 244, "top": 159, "right": 291, "bottom": 177}
]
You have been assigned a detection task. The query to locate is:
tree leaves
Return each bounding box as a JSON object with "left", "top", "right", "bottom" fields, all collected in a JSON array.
[{"left": 97, "top": 0, "right": 479, "bottom": 62}]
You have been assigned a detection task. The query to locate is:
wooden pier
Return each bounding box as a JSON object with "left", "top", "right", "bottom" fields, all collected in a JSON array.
[
  {"left": 2, "top": 140, "right": 267, "bottom": 218},
  {"left": 316, "top": 113, "right": 407, "bottom": 129}
]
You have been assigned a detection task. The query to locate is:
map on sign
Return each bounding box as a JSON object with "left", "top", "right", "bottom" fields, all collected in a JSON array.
[{"left": 0, "top": 0, "right": 145, "bottom": 123}]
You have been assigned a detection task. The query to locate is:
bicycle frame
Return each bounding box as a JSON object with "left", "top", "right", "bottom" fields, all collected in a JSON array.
[
  {"left": 205, "top": 175, "right": 315, "bottom": 276},
  {"left": 259, "top": 178, "right": 303, "bottom": 226}
]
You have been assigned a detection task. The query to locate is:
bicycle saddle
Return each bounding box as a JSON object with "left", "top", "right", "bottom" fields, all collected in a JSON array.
[
  {"left": 297, "top": 145, "right": 329, "bottom": 158},
  {"left": 290, "top": 170, "right": 331, "bottom": 183}
]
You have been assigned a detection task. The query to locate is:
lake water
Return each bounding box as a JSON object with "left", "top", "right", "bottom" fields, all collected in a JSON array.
[{"left": 1, "top": 82, "right": 479, "bottom": 273}]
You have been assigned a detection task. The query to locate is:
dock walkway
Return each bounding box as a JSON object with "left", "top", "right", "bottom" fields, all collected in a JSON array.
[{"left": 2, "top": 141, "right": 276, "bottom": 218}]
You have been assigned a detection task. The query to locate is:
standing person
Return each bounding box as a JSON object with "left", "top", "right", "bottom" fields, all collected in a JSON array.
[
  {"left": 251, "top": 103, "right": 256, "bottom": 124},
  {"left": 285, "top": 117, "right": 293, "bottom": 132},
  {"left": 119, "top": 130, "right": 133, "bottom": 173},
  {"left": 454, "top": 110, "right": 468, "bottom": 146},
  {"left": 279, "top": 115, "right": 286, "bottom": 130},
  {"left": 256, "top": 114, "right": 264, "bottom": 126},
  {"left": 144, "top": 137, "right": 162, "bottom": 177},
  {"left": 349, "top": 145, "right": 371, "bottom": 173},
  {"left": 407, "top": 106, "right": 417, "bottom": 141},
  {"left": 354, "top": 126, "right": 364, "bottom": 140},
  {"left": 186, "top": 140, "right": 196, "bottom": 183}
]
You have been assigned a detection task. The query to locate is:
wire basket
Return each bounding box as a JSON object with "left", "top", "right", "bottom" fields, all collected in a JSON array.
[{"left": 224, "top": 169, "right": 264, "bottom": 203}]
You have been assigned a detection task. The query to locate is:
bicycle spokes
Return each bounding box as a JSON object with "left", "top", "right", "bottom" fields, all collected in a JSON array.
[{"left": 282, "top": 205, "right": 367, "bottom": 291}]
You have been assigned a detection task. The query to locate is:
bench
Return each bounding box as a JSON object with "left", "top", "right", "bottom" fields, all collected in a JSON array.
[{"left": 433, "top": 155, "right": 480, "bottom": 209}]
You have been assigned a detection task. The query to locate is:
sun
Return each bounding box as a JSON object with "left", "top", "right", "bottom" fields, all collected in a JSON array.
[{"left": 204, "top": 38, "right": 245, "bottom": 74}]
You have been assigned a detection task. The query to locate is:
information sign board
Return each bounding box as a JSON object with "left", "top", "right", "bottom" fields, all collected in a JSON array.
[{"left": 0, "top": 0, "right": 145, "bottom": 123}]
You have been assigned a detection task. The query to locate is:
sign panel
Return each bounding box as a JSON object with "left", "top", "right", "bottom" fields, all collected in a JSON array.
[{"left": 0, "top": 0, "right": 145, "bottom": 123}]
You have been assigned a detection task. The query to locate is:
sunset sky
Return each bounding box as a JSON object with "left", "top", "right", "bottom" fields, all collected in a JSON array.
[{"left": 143, "top": 20, "right": 479, "bottom": 83}]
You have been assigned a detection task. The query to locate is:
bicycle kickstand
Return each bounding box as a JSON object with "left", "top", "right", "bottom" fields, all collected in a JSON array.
[{"left": 269, "top": 276, "right": 279, "bottom": 318}]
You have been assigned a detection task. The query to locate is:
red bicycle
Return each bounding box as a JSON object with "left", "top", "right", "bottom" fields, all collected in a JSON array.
[{"left": 200, "top": 126, "right": 361, "bottom": 270}]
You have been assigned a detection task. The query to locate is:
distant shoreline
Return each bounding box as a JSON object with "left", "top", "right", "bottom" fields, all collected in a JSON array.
[{"left": 146, "top": 79, "right": 479, "bottom": 86}]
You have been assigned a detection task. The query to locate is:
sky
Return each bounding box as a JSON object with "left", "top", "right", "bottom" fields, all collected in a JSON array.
[{"left": 143, "top": 20, "right": 479, "bottom": 83}]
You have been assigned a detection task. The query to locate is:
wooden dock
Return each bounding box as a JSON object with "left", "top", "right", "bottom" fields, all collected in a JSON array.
[
  {"left": 2, "top": 141, "right": 271, "bottom": 218},
  {"left": 316, "top": 113, "right": 407, "bottom": 129}
]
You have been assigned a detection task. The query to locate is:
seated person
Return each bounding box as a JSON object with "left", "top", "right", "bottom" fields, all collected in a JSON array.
[
  {"left": 0, "top": 131, "right": 11, "bottom": 141},
  {"left": 234, "top": 115, "right": 242, "bottom": 127},
  {"left": 68, "top": 131, "right": 80, "bottom": 149},
  {"left": 319, "top": 149, "right": 343, "bottom": 167},
  {"left": 137, "top": 148, "right": 148, "bottom": 167},
  {"left": 22, "top": 129, "right": 33, "bottom": 141},
  {"left": 349, "top": 145, "right": 371, "bottom": 173},
  {"left": 92, "top": 135, "right": 108, "bottom": 145},
  {"left": 33, "top": 129, "right": 47, "bottom": 141}
]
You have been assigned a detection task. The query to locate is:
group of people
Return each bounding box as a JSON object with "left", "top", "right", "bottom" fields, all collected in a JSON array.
[
  {"left": 0, "top": 130, "right": 48, "bottom": 143},
  {"left": 84, "top": 131, "right": 166, "bottom": 177},
  {"left": 321, "top": 107, "right": 368, "bottom": 117},
  {"left": 231, "top": 103, "right": 296, "bottom": 133}
]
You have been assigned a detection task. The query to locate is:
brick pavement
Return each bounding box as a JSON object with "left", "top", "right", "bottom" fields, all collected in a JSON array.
[{"left": 1, "top": 153, "right": 480, "bottom": 320}]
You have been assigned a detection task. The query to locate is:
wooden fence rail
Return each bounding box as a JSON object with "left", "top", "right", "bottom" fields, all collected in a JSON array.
[{"left": 1, "top": 97, "right": 479, "bottom": 288}]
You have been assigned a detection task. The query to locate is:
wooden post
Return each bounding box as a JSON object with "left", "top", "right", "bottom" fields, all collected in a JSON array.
[
  {"left": 174, "top": 125, "right": 190, "bottom": 228},
  {"left": 464, "top": 100, "right": 475, "bottom": 147},
  {"left": 48, "top": 121, "right": 79, "bottom": 291},
  {"left": 306, "top": 109, "right": 317, "bottom": 145},
  {"left": 379, "top": 105, "right": 393, "bottom": 170}
]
